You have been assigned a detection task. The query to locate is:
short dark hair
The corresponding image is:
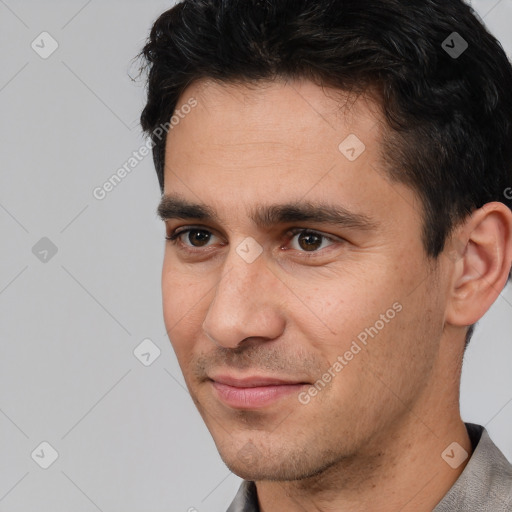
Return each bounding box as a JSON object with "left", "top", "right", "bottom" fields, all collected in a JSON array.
[{"left": 138, "top": 0, "right": 512, "bottom": 262}]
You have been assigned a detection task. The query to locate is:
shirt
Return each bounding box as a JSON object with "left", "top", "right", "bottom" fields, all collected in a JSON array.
[{"left": 226, "top": 423, "right": 512, "bottom": 511}]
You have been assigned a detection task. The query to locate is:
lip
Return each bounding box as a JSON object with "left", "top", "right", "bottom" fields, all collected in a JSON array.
[{"left": 209, "top": 374, "right": 309, "bottom": 409}]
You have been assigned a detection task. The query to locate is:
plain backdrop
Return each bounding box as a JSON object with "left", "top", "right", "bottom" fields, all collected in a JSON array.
[{"left": 0, "top": 1, "right": 511, "bottom": 511}]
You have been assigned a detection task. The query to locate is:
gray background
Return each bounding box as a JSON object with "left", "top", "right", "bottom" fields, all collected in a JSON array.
[{"left": 0, "top": 1, "right": 511, "bottom": 511}]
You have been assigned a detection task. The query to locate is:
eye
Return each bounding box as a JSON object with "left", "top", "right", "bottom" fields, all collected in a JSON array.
[
  {"left": 287, "top": 229, "right": 336, "bottom": 252},
  {"left": 166, "top": 228, "right": 219, "bottom": 248},
  {"left": 166, "top": 226, "right": 340, "bottom": 255}
]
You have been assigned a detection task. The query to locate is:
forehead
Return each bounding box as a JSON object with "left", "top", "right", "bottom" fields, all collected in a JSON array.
[
  {"left": 165, "top": 79, "right": 384, "bottom": 182},
  {"left": 160, "top": 78, "right": 423, "bottom": 234},
  {"left": 172, "top": 77, "right": 383, "bottom": 146}
]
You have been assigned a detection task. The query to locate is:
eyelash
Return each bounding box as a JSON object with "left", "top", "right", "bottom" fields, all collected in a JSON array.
[{"left": 165, "top": 226, "right": 339, "bottom": 256}]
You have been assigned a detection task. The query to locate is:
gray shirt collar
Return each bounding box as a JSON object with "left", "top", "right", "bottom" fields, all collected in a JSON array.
[{"left": 227, "top": 424, "right": 512, "bottom": 511}]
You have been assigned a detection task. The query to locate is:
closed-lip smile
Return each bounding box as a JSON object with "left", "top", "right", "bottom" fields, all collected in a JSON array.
[{"left": 208, "top": 374, "right": 309, "bottom": 409}]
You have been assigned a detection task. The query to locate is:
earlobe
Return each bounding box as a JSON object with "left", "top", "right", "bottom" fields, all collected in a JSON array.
[{"left": 445, "top": 202, "right": 512, "bottom": 328}]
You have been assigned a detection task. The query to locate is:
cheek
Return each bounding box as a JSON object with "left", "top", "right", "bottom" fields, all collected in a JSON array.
[
  {"left": 161, "top": 261, "right": 209, "bottom": 351},
  {"left": 349, "top": 278, "right": 445, "bottom": 404},
  {"left": 289, "top": 259, "right": 434, "bottom": 395},
  {"left": 290, "top": 268, "right": 394, "bottom": 347}
]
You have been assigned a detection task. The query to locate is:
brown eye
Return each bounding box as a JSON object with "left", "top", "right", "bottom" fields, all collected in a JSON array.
[
  {"left": 186, "top": 230, "right": 212, "bottom": 247},
  {"left": 287, "top": 229, "right": 335, "bottom": 253},
  {"left": 297, "top": 231, "right": 323, "bottom": 251},
  {"left": 167, "top": 228, "right": 218, "bottom": 248}
]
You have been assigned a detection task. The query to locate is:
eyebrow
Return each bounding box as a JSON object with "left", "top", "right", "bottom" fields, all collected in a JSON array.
[{"left": 157, "top": 194, "right": 378, "bottom": 231}]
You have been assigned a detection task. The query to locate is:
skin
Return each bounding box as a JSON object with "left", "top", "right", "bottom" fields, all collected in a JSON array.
[{"left": 158, "top": 78, "right": 512, "bottom": 511}]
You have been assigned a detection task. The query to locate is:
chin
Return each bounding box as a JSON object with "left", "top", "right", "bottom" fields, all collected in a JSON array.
[
  {"left": 219, "top": 443, "right": 334, "bottom": 482},
  {"left": 224, "top": 459, "right": 295, "bottom": 482}
]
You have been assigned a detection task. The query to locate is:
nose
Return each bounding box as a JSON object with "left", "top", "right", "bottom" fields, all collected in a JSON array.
[{"left": 201, "top": 247, "right": 286, "bottom": 349}]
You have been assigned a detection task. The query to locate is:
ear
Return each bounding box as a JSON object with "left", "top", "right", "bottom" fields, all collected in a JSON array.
[{"left": 445, "top": 202, "right": 512, "bottom": 328}]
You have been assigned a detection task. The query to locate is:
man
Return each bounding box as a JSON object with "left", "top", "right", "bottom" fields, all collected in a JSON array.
[{"left": 138, "top": 0, "right": 512, "bottom": 510}]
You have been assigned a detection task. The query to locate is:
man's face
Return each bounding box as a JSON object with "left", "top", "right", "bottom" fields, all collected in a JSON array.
[{"left": 160, "top": 79, "right": 449, "bottom": 480}]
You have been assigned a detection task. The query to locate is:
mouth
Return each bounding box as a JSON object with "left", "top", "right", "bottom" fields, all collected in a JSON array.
[{"left": 208, "top": 374, "right": 310, "bottom": 410}]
